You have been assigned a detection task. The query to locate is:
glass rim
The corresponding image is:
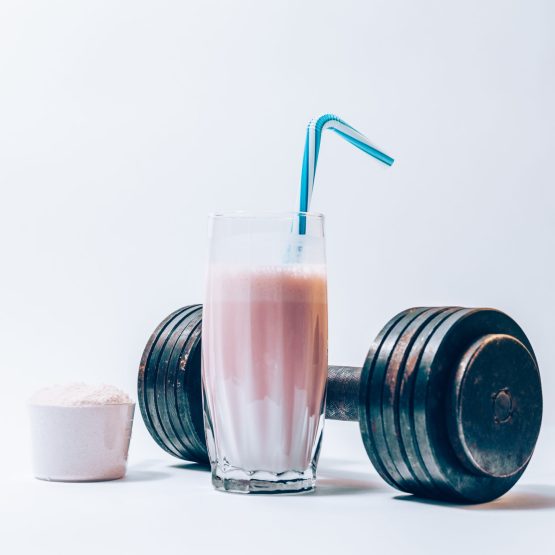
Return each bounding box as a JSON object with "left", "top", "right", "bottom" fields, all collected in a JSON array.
[{"left": 208, "top": 210, "right": 324, "bottom": 221}]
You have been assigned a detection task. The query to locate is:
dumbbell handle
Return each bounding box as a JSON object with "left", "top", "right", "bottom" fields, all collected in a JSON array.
[{"left": 326, "top": 365, "right": 362, "bottom": 422}]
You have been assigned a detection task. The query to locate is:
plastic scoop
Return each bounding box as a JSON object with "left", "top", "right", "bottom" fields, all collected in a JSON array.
[{"left": 298, "top": 114, "right": 394, "bottom": 232}]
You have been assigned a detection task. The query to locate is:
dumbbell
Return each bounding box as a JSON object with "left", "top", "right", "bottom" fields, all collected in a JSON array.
[{"left": 138, "top": 305, "right": 542, "bottom": 503}]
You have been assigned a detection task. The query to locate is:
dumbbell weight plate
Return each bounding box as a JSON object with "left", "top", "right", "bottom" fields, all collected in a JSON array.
[
  {"left": 358, "top": 308, "right": 417, "bottom": 488},
  {"left": 381, "top": 307, "right": 451, "bottom": 494},
  {"left": 397, "top": 307, "right": 464, "bottom": 497},
  {"left": 155, "top": 306, "right": 203, "bottom": 459},
  {"left": 162, "top": 308, "right": 200, "bottom": 459},
  {"left": 138, "top": 306, "right": 191, "bottom": 457},
  {"left": 360, "top": 307, "right": 429, "bottom": 490},
  {"left": 143, "top": 306, "right": 201, "bottom": 458},
  {"left": 144, "top": 306, "right": 200, "bottom": 458},
  {"left": 413, "top": 308, "right": 541, "bottom": 502},
  {"left": 172, "top": 315, "right": 208, "bottom": 463},
  {"left": 451, "top": 333, "right": 541, "bottom": 479}
]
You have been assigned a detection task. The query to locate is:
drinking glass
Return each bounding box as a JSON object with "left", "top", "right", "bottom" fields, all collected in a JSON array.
[{"left": 202, "top": 212, "right": 328, "bottom": 493}]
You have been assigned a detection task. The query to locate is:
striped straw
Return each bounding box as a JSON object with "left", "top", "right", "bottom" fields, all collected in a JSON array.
[{"left": 299, "top": 114, "right": 394, "bottom": 219}]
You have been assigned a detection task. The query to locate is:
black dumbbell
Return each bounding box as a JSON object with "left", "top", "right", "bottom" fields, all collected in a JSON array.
[{"left": 138, "top": 305, "right": 542, "bottom": 503}]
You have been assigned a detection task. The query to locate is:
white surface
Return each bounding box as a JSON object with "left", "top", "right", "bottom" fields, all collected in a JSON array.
[
  {"left": 3, "top": 421, "right": 555, "bottom": 554},
  {"left": 1, "top": 0, "right": 554, "bottom": 553}
]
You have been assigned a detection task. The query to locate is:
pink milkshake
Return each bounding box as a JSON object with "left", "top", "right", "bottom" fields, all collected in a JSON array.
[{"left": 202, "top": 263, "right": 328, "bottom": 491}]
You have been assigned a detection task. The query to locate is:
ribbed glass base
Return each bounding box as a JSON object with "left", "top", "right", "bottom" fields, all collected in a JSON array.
[{"left": 211, "top": 465, "right": 316, "bottom": 494}]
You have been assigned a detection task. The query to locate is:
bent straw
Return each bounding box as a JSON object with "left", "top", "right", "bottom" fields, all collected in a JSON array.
[{"left": 298, "top": 114, "right": 394, "bottom": 232}]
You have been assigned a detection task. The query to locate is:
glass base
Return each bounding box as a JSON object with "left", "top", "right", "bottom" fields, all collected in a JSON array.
[{"left": 211, "top": 466, "right": 316, "bottom": 494}]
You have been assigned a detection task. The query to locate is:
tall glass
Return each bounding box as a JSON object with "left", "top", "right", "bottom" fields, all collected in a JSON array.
[{"left": 202, "top": 212, "right": 328, "bottom": 494}]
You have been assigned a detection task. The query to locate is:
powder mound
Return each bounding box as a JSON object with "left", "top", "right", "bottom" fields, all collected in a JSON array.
[{"left": 30, "top": 383, "right": 133, "bottom": 407}]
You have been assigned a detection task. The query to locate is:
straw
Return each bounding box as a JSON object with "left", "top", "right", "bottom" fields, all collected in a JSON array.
[{"left": 298, "top": 114, "right": 394, "bottom": 232}]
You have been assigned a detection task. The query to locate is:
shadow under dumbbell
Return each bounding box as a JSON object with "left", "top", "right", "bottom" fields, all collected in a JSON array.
[
  {"left": 314, "top": 465, "right": 390, "bottom": 497},
  {"left": 314, "top": 476, "right": 387, "bottom": 497},
  {"left": 171, "top": 462, "right": 211, "bottom": 472},
  {"left": 122, "top": 470, "right": 172, "bottom": 483},
  {"left": 394, "top": 485, "right": 555, "bottom": 511}
]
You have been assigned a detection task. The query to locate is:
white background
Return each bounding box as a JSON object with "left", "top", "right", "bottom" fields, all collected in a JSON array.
[{"left": 1, "top": 1, "right": 554, "bottom": 553}]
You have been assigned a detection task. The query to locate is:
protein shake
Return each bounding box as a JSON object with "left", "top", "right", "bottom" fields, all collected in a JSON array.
[{"left": 202, "top": 212, "right": 328, "bottom": 493}]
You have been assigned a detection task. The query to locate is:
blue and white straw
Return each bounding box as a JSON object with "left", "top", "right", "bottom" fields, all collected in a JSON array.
[{"left": 299, "top": 114, "right": 395, "bottom": 215}]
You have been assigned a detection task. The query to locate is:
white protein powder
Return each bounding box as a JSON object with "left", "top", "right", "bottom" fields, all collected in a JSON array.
[{"left": 30, "top": 383, "right": 133, "bottom": 407}]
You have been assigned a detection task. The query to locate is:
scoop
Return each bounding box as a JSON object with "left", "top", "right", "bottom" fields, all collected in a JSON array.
[{"left": 29, "top": 383, "right": 135, "bottom": 482}]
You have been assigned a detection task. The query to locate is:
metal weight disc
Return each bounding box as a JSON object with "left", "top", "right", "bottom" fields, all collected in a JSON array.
[
  {"left": 143, "top": 306, "right": 201, "bottom": 458},
  {"left": 413, "top": 308, "right": 542, "bottom": 503},
  {"left": 144, "top": 306, "right": 200, "bottom": 458},
  {"left": 449, "top": 333, "right": 542, "bottom": 479},
  {"left": 172, "top": 313, "right": 209, "bottom": 463},
  {"left": 138, "top": 307, "right": 191, "bottom": 457},
  {"left": 381, "top": 307, "right": 450, "bottom": 494},
  {"left": 163, "top": 308, "right": 203, "bottom": 462},
  {"left": 397, "top": 307, "right": 463, "bottom": 497},
  {"left": 179, "top": 332, "right": 207, "bottom": 463},
  {"left": 359, "top": 308, "right": 418, "bottom": 488},
  {"left": 367, "top": 307, "right": 431, "bottom": 492},
  {"left": 155, "top": 306, "right": 203, "bottom": 459},
  {"left": 360, "top": 307, "right": 429, "bottom": 490},
  {"left": 146, "top": 306, "right": 201, "bottom": 457}
]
